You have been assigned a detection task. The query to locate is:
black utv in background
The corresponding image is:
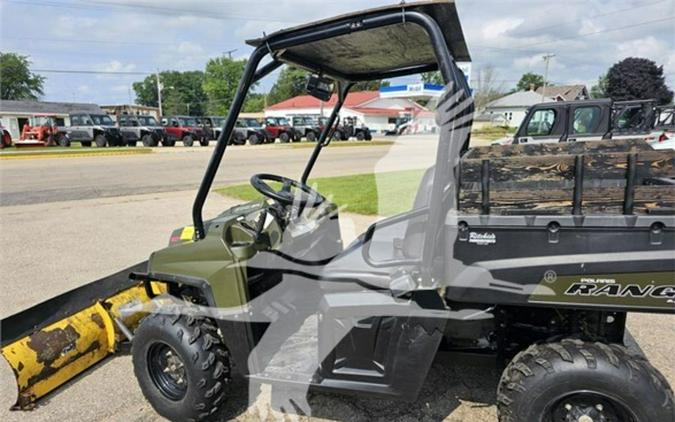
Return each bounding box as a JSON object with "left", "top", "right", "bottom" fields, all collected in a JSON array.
[{"left": 117, "top": 114, "right": 170, "bottom": 147}]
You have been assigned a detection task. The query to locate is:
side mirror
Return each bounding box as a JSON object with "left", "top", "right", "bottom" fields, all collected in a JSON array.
[{"left": 306, "top": 75, "right": 334, "bottom": 102}]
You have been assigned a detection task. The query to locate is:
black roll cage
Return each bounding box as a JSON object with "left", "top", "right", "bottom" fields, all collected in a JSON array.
[{"left": 192, "top": 9, "right": 473, "bottom": 284}]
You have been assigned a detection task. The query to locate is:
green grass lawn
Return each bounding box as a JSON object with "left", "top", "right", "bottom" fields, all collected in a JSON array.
[{"left": 216, "top": 169, "right": 425, "bottom": 216}]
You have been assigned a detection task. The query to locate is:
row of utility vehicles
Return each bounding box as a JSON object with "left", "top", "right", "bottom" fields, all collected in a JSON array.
[{"left": 6, "top": 113, "right": 374, "bottom": 148}]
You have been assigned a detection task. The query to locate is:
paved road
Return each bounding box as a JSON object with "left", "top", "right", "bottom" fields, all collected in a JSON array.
[
  {"left": 0, "top": 144, "right": 673, "bottom": 422},
  {"left": 0, "top": 139, "right": 442, "bottom": 206}
]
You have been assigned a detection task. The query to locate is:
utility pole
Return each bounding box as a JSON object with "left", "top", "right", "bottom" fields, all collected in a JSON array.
[
  {"left": 156, "top": 72, "right": 163, "bottom": 117},
  {"left": 541, "top": 53, "right": 555, "bottom": 102},
  {"left": 223, "top": 49, "right": 237, "bottom": 59}
]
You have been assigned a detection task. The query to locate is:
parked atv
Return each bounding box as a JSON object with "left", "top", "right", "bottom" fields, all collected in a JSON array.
[
  {"left": 291, "top": 115, "right": 319, "bottom": 141},
  {"left": 263, "top": 116, "right": 297, "bottom": 143},
  {"left": 233, "top": 117, "right": 268, "bottom": 145},
  {"left": 2, "top": 3, "right": 673, "bottom": 422},
  {"left": 200, "top": 116, "right": 226, "bottom": 142},
  {"left": 63, "top": 112, "right": 125, "bottom": 147},
  {"left": 331, "top": 116, "right": 373, "bottom": 141},
  {"left": 117, "top": 114, "right": 170, "bottom": 147},
  {"left": 161, "top": 116, "right": 207, "bottom": 147}
]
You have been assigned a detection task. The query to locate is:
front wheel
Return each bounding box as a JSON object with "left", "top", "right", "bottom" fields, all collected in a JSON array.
[
  {"left": 132, "top": 313, "right": 231, "bottom": 422},
  {"left": 199, "top": 139, "right": 210, "bottom": 147},
  {"left": 248, "top": 134, "right": 262, "bottom": 145},
  {"left": 182, "top": 134, "right": 194, "bottom": 147},
  {"left": 306, "top": 131, "right": 316, "bottom": 142},
  {"left": 279, "top": 132, "right": 290, "bottom": 143},
  {"left": 497, "top": 340, "right": 675, "bottom": 422}
]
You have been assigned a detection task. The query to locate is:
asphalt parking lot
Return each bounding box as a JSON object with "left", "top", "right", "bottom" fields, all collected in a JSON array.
[{"left": 0, "top": 143, "right": 673, "bottom": 422}]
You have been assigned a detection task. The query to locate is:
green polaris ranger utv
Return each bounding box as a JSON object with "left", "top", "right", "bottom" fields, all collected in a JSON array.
[{"left": 2, "top": 1, "right": 674, "bottom": 421}]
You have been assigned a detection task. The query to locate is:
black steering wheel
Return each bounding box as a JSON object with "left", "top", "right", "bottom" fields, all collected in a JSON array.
[{"left": 250, "top": 173, "right": 325, "bottom": 206}]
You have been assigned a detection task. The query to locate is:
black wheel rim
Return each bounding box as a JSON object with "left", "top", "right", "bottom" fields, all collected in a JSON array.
[
  {"left": 147, "top": 342, "right": 188, "bottom": 401},
  {"left": 549, "top": 392, "right": 636, "bottom": 422}
]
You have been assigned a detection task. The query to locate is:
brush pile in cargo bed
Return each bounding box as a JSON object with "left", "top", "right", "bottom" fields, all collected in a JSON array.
[{"left": 459, "top": 139, "right": 675, "bottom": 215}]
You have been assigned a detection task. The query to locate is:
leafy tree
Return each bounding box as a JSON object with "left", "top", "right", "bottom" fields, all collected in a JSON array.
[
  {"left": 421, "top": 71, "right": 443, "bottom": 85},
  {"left": 133, "top": 70, "right": 207, "bottom": 115},
  {"left": 243, "top": 93, "right": 266, "bottom": 113},
  {"left": 606, "top": 57, "right": 673, "bottom": 105},
  {"left": 0, "top": 52, "right": 45, "bottom": 100},
  {"left": 590, "top": 74, "right": 609, "bottom": 99},
  {"left": 202, "top": 56, "right": 259, "bottom": 115},
  {"left": 515, "top": 72, "right": 545, "bottom": 91},
  {"left": 267, "top": 66, "right": 308, "bottom": 105}
]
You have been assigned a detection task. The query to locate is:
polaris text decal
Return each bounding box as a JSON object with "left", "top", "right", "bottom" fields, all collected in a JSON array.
[{"left": 468, "top": 232, "right": 496, "bottom": 245}]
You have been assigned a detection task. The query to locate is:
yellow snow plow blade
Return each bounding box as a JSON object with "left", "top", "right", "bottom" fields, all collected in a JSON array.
[{"left": 0, "top": 262, "right": 164, "bottom": 410}]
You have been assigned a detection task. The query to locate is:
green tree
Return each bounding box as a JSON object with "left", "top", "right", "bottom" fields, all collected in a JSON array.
[
  {"left": 133, "top": 70, "right": 207, "bottom": 115},
  {"left": 243, "top": 93, "right": 266, "bottom": 113},
  {"left": 515, "top": 72, "right": 545, "bottom": 91},
  {"left": 421, "top": 71, "right": 443, "bottom": 85},
  {"left": 267, "top": 66, "right": 308, "bottom": 105},
  {"left": 202, "top": 56, "right": 259, "bottom": 115},
  {"left": 0, "top": 52, "right": 45, "bottom": 100},
  {"left": 606, "top": 57, "right": 673, "bottom": 105},
  {"left": 590, "top": 74, "right": 609, "bottom": 99}
]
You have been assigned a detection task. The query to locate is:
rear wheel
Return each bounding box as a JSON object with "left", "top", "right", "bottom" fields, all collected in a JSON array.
[
  {"left": 57, "top": 134, "right": 71, "bottom": 147},
  {"left": 279, "top": 132, "right": 290, "bottom": 143},
  {"left": 497, "top": 340, "right": 675, "bottom": 422},
  {"left": 162, "top": 139, "right": 175, "bottom": 147},
  {"left": 355, "top": 131, "right": 365, "bottom": 141},
  {"left": 142, "top": 134, "right": 157, "bottom": 147},
  {"left": 306, "top": 131, "right": 316, "bottom": 142},
  {"left": 94, "top": 134, "right": 107, "bottom": 147},
  {"left": 182, "top": 134, "right": 194, "bottom": 147},
  {"left": 200, "top": 139, "right": 210, "bottom": 147},
  {"left": 132, "top": 313, "right": 230, "bottom": 422},
  {"left": 127, "top": 140, "right": 138, "bottom": 147},
  {"left": 80, "top": 140, "right": 91, "bottom": 147}
]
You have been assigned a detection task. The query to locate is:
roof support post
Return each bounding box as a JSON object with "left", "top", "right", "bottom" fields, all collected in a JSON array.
[
  {"left": 192, "top": 47, "right": 270, "bottom": 239},
  {"left": 301, "top": 81, "right": 352, "bottom": 184}
]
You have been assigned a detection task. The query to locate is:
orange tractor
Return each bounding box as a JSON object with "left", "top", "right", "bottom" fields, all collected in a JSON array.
[{"left": 15, "top": 114, "right": 66, "bottom": 147}]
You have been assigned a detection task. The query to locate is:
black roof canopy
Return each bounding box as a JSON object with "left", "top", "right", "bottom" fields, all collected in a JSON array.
[{"left": 246, "top": 0, "right": 470, "bottom": 81}]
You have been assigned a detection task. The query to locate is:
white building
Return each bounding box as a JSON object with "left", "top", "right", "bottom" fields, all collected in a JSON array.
[
  {"left": 0, "top": 100, "right": 103, "bottom": 139},
  {"left": 264, "top": 91, "right": 426, "bottom": 135},
  {"left": 482, "top": 90, "right": 553, "bottom": 128}
]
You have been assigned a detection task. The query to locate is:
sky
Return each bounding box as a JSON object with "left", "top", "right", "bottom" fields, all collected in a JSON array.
[{"left": 0, "top": 0, "right": 673, "bottom": 105}]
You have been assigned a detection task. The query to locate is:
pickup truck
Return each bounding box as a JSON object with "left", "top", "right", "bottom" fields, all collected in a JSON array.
[
  {"left": 494, "top": 99, "right": 668, "bottom": 148},
  {"left": 161, "top": 115, "right": 207, "bottom": 147}
]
